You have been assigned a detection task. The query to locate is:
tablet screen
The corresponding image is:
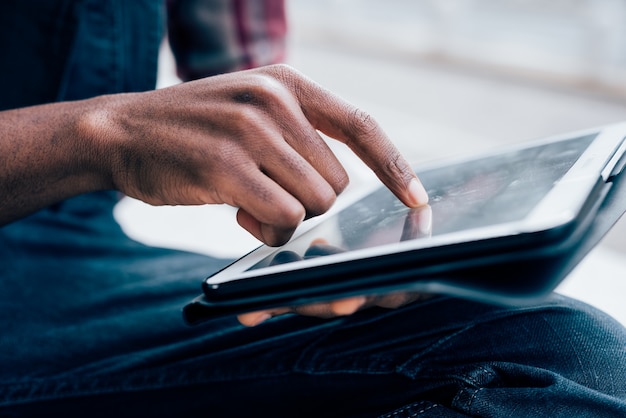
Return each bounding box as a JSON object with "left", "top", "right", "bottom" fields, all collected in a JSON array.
[{"left": 246, "top": 133, "right": 597, "bottom": 271}]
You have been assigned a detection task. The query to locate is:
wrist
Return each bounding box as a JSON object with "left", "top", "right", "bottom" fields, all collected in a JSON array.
[
  {"left": 0, "top": 97, "right": 124, "bottom": 224},
  {"left": 73, "top": 94, "right": 128, "bottom": 194}
]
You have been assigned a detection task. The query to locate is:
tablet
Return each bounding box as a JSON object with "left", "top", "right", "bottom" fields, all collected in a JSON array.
[{"left": 183, "top": 122, "right": 626, "bottom": 324}]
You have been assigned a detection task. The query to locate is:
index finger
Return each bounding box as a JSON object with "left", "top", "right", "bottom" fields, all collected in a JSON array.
[{"left": 271, "top": 65, "right": 429, "bottom": 208}]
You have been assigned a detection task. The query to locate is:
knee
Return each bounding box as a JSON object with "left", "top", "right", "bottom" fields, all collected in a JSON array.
[{"left": 465, "top": 294, "right": 626, "bottom": 393}]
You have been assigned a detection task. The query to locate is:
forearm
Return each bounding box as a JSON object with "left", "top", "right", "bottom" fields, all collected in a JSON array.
[{"left": 0, "top": 99, "right": 112, "bottom": 225}]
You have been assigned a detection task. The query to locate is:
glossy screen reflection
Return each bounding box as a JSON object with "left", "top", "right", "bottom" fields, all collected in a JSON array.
[{"left": 248, "top": 134, "right": 597, "bottom": 270}]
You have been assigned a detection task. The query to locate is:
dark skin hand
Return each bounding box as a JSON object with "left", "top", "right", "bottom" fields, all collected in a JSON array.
[
  {"left": 239, "top": 206, "right": 434, "bottom": 327},
  {"left": 0, "top": 64, "right": 429, "bottom": 324}
]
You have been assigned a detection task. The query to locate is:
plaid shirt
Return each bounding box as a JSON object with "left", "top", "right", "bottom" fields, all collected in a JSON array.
[{"left": 167, "top": 0, "right": 287, "bottom": 81}]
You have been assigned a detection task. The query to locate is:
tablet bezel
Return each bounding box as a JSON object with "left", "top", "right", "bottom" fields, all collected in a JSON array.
[{"left": 204, "top": 122, "right": 626, "bottom": 289}]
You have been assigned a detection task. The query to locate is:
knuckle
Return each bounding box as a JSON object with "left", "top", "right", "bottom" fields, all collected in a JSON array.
[
  {"left": 264, "top": 63, "right": 300, "bottom": 81},
  {"left": 332, "top": 168, "right": 350, "bottom": 194},
  {"left": 384, "top": 151, "right": 413, "bottom": 184},
  {"left": 309, "top": 186, "right": 337, "bottom": 217},
  {"left": 232, "top": 74, "right": 288, "bottom": 107},
  {"left": 276, "top": 204, "right": 306, "bottom": 228},
  {"left": 365, "top": 141, "right": 405, "bottom": 185},
  {"left": 385, "top": 151, "right": 403, "bottom": 175},
  {"left": 262, "top": 63, "right": 309, "bottom": 100},
  {"left": 349, "top": 107, "right": 378, "bottom": 138}
]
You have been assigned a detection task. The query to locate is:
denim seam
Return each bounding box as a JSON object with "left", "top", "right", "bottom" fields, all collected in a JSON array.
[
  {"left": 460, "top": 364, "right": 498, "bottom": 387},
  {"left": 453, "top": 386, "right": 482, "bottom": 413},
  {"left": 378, "top": 400, "right": 440, "bottom": 418},
  {"left": 398, "top": 304, "right": 581, "bottom": 378},
  {"left": 0, "top": 368, "right": 298, "bottom": 407}
]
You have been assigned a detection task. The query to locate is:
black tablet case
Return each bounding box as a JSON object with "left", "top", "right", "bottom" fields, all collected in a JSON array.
[{"left": 183, "top": 165, "right": 626, "bottom": 325}]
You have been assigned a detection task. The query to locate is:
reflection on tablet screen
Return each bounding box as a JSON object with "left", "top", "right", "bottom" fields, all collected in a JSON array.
[{"left": 250, "top": 134, "right": 597, "bottom": 270}]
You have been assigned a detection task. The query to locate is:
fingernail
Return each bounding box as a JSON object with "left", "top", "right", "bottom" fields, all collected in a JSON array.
[
  {"left": 419, "top": 205, "right": 432, "bottom": 235},
  {"left": 333, "top": 296, "right": 367, "bottom": 315},
  {"left": 249, "top": 313, "right": 272, "bottom": 326},
  {"left": 408, "top": 178, "right": 429, "bottom": 207}
]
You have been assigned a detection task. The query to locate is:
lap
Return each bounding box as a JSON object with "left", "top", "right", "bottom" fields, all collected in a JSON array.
[{"left": 1, "top": 203, "right": 625, "bottom": 417}]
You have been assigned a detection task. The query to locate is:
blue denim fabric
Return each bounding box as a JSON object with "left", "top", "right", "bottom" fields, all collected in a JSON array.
[
  {"left": 1, "top": 212, "right": 625, "bottom": 417},
  {"left": 1, "top": 1, "right": 625, "bottom": 417}
]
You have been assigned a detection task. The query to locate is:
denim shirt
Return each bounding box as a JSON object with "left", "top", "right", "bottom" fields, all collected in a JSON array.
[{"left": 0, "top": 0, "right": 162, "bottom": 109}]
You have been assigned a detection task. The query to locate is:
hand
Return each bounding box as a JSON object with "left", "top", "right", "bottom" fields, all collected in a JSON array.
[
  {"left": 237, "top": 293, "right": 435, "bottom": 327},
  {"left": 85, "top": 64, "right": 428, "bottom": 246},
  {"left": 238, "top": 205, "right": 434, "bottom": 327}
]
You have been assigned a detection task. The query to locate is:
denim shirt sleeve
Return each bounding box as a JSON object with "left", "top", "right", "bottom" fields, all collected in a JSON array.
[
  {"left": 0, "top": 0, "right": 79, "bottom": 111},
  {"left": 0, "top": 0, "right": 163, "bottom": 110},
  {"left": 58, "top": 0, "right": 164, "bottom": 101}
]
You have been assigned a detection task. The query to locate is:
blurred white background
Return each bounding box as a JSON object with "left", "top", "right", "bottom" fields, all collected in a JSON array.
[
  {"left": 116, "top": 0, "right": 626, "bottom": 325},
  {"left": 290, "top": 0, "right": 626, "bottom": 96}
]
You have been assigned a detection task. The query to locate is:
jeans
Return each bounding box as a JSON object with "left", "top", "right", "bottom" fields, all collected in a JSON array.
[
  {"left": 1, "top": 0, "right": 625, "bottom": 416},
  {"left": 0, "top": 198, "right": 625, "bottom": 417}
]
